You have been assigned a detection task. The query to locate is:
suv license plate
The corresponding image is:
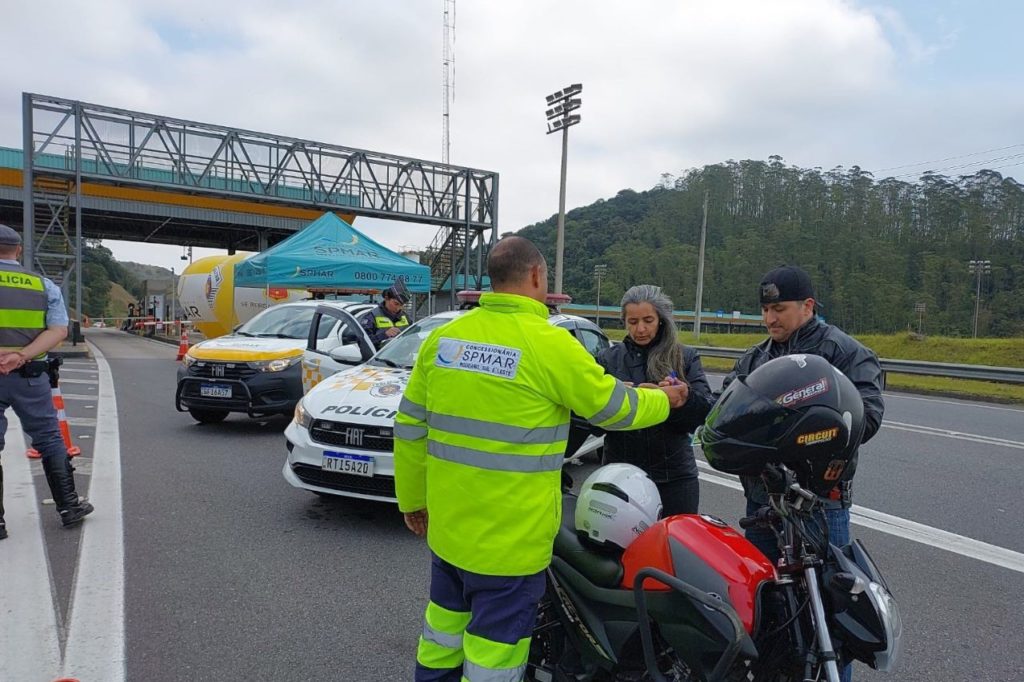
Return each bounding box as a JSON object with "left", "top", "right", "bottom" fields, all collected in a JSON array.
[
  {"left": 322, "top": 452, "right": 374, "bottom": 477},
  {"left": 200, "top": 384, "right": 232, "bottom": 398}
]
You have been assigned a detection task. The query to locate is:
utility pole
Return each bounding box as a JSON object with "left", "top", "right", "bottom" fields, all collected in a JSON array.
[
  {"left": 593, "top": 263, "right": 607, "bottom": 327},
  {"left": 442, "top": 0, "right": 455, "bottom": 165},
  {"left": 544, "top": 84, "right": 583, "bottom": 294},
  {"left": 968, "top": 259, "right": 991, "bottom": 338},
  {"left": 693, "top": 189, "right": 709, "bottom": 341}
]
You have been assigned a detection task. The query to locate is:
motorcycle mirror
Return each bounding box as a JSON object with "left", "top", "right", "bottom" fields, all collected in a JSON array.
[{"left": 830, "top": 571, "right": 866, "bottom": 595}]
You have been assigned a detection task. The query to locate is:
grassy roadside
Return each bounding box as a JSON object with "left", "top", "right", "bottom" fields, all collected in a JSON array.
[{"left": 602, "top": 329, "right": 1024, "bottom": 404}]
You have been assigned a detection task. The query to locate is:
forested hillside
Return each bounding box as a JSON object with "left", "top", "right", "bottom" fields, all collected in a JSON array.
[
  {"left": 518, "top": 157, "right": 1024, "bottom": 337},
  {"left": 77, "top": 242, "right": 141, "bottom": 318}
]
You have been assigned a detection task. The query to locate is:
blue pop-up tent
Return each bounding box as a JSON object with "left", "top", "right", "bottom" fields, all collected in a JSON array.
[{"left": 233, "top": 212, "right": 430, "bottom": 292}]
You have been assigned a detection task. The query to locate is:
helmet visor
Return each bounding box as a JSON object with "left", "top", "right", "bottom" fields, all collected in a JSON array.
[{"left": 706, "top": 376, "right": 796, "bottom": 444}]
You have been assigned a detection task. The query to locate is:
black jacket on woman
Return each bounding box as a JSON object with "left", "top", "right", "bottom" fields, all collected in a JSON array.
[{"left": 596, "top": 336, "right": 714, "bottom": 482}]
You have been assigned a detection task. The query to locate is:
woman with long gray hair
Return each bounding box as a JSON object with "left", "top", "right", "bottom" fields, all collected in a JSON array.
[{"left": 596, "top": 284, "right": 713, "bottom": 515}]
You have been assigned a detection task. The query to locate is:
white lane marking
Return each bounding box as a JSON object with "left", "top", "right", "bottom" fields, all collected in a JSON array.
[
  {"left": 57, "top": 394, "right": 96, "bottom": 401},
  {"left": 695, "top": 461, "right": 1024, "bottom": 574},
  {"left": 53, "top": 378, "right": 97, "bottom": 385},
  {"left": 61, "top": 341, "right": 125, "bottom": 681},
  {"left": 56, "top": 368, "right": 98, "bottom": 374},
  {"left": 0, "top": 418, "right": 63, "bottom": 681},
  {"left": 883, "top": 392, "right": 1024, "bottom": 414},
  {"left": 882, "top": 420, "right": 1024, "bottom": 450}
]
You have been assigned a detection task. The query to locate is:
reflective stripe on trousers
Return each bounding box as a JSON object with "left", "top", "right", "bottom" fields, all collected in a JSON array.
[{"left": 415, "top": 553, "right": 545, "bottom": 682}]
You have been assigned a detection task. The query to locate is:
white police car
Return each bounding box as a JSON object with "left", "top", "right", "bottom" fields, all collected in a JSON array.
[{"left": 283, "top": 304, "right": 611, "bottom": 503}]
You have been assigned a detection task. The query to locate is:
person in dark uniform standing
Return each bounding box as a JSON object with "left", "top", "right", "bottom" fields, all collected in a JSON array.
[
  {"left": 0, "top": 224, "right": 93, "bottom": 540},
  {"left": 362, "top": 278, "right": 411, "bottom": 349}
]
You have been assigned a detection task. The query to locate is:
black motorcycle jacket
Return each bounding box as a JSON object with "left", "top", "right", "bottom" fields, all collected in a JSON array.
[
  {"left": 596, "top": 337, "right": 714, "bottom": 482},
  {"left": 722, "top": 317, "right": 885, "bottom": 506}
]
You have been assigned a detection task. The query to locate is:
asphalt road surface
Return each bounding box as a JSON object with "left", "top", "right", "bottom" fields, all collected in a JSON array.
[{"left": 2, "top": 328, "right": 1022, "bottom": 681}]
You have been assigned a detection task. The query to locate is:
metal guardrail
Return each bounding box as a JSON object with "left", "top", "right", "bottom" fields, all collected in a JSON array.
[{"left": 692, "top": 346, "right": 1024, "bottom": 385}]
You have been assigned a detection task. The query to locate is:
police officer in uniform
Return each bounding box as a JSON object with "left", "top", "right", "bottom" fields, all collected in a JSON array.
[
  {"left": 0, "top": 224, "right": 93, "bottom": 540},
  {"left": 395, "top": 236, "right": 690, "bottom": 682},
  {"left": 362, "top": 278, "right": 410, "bottom": 349}
]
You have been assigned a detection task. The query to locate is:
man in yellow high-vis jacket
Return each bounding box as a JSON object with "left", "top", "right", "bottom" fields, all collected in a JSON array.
[
  {"left": 395, "top": 236, "right": 689, "bottom": 682},
  {"left": 0, "top": 224, "right": 93, "bottom": 541}
]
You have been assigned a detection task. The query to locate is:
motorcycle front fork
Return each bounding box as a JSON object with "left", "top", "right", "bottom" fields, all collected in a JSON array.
[{"left": 803, "top": 566, "right": 841, "bottom": 682}]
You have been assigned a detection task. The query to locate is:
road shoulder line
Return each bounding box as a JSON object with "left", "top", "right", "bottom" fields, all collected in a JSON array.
[{"left": 61, "top": 341, "right": 125, "bottom": 681}]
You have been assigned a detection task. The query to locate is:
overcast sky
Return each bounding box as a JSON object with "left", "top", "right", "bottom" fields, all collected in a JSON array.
[{"left": 2, "top": 0, "right": 1022, "bottom": 272}]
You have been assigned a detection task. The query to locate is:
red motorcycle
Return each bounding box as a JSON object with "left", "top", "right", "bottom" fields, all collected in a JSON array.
[
  {"left": 527, "top": 467, "right": 901, "bottom": 681},
  {"left": 528, "top": 355, "right": 902, "bottom": 681}
]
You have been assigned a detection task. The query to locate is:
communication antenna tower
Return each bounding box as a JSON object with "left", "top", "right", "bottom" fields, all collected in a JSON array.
[{"left": 442, "top": 0, "right": 456, "bottom": 164}]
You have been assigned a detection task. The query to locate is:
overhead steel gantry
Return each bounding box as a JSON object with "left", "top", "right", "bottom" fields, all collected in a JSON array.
[{"left": 19, "top": 92, "right": 499, "bottom": 320}]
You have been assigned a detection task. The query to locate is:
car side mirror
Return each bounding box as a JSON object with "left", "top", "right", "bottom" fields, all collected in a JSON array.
[{"left": 328, "top": 344, "right": 364, "bottom": 365}]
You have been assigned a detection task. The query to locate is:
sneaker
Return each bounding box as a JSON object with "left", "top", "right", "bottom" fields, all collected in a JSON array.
[{"left": 59, "top": 501, "right": 95, "bottom": 528}]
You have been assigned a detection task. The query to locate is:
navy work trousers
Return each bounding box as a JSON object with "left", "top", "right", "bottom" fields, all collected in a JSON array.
[
  {"left": 415, "top": 552, "right": 546, "bottom": 682},
  {"left": 0, "top": 371, "right": 71, "bottom": 521}
]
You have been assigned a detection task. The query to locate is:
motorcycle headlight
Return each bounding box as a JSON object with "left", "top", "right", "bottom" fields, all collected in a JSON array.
[
  {"left": 294, "top": 400, "right": 313, "bottom": 429},
  {"left": 251, "top": 356, "right": 301, "bottom": 373},
  {"left": 866, "top": 581, "right": 903, "bottom": 671}
]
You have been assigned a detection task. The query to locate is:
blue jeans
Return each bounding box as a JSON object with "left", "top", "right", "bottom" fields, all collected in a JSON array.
[{"left": 744, "top": 499, "right": 853, "bottom": 682}]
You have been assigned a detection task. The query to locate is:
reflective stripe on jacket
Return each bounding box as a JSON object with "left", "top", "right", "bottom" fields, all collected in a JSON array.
[
  {"left": 0, "top": 262, "right": 47, "bottom": 352},
  {"left": 394, "top": 291, "right": 670, "bottom": 576}
]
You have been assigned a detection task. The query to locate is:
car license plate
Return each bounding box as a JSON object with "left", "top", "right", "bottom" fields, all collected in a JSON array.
[
  {"left": 199, "top": 384, "right": 232, "bottom": 398},
  {"left": 322, "top": 452, "right": 374, "bottom": 477}
]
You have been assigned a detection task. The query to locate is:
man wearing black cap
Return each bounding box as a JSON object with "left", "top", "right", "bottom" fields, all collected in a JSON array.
[
  {"left": 362, "top": 278, "right": 411, "bottom": 349},
  {"left": 0, "top": 224, "right": 94, "bottom": 540},
  {"left": 722, "top": 266, "right": 884, "bottom": 557}
]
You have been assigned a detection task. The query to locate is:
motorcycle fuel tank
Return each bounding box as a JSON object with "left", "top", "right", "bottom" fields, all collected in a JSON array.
[{"left": 620, "top": 514, "right": 776, "bottom": 633}]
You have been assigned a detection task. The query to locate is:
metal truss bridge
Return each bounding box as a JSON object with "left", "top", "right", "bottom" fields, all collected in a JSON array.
[{"left": 0, "top": 93, "right": 499, "bottom": 318}]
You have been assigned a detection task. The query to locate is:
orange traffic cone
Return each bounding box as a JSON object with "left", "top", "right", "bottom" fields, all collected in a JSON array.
[
  {"left": 176, "top": 327, "right": 190, "bottom": 361},
  {"left": 27, "top": 380, "right": 82, "bottom": 459}
]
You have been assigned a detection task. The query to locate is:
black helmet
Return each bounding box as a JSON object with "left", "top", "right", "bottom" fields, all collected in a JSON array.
[{"left": 699, "top": 354, "right": 865, "bottom": 496}]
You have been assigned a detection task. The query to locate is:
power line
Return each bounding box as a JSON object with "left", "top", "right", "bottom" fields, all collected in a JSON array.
[
  {"left": 873, "top": 143, "right": 1024, "bottom": 174},
  {"left": 888, "top": 151, "right": 1024, "bottom": 180}
]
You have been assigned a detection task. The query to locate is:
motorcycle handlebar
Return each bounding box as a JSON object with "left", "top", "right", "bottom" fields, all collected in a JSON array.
[{"left": 739, "top": 506, "right": 777, "bottom": 529}]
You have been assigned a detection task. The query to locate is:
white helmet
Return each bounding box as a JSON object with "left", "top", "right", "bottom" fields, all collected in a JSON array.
[{"left": 575, "top": 464, "right": 662, "bottom": 551}]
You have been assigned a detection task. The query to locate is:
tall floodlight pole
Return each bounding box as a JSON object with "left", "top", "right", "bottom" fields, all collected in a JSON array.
[
  {"left": 593, "top": 263, "right": 607, "bottom": 326},
  {"left": 968, "top": 259, "right": 991, "bottom": 338},
  {"left": 693, "top": 190, "right": 709, "bottom": 341},
  {"left": 545, "top": 83, "right": 582, "bottom": 294}
]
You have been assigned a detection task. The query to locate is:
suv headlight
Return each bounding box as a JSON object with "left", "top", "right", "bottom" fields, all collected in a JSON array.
[
  {"left": 250, "top": 356, "right": 301, "bottom": 373},
  {"left": 182, "top": 354, "right": 197, "bottom": 368},
  {"left": 294, "top": 400, "right": 313, "bottom": 429}
]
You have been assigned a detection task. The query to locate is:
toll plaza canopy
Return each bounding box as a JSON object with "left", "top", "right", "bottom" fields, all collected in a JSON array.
[{"left": 233, "top": 212, "right": 430, "bottom": 292}]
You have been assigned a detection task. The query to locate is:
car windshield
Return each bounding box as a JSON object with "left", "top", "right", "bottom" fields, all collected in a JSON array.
[
  {"left": 371, "top": 315, "right": 457, "bottom": 368},
  {"left": 236, "top": 305, "right": 315, "bottom": 339}
]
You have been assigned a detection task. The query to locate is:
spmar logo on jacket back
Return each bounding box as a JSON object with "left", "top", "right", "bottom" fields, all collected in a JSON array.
[
  {"left": 776, "top": 376, "right": 829, "bottom": 406},
  {"left": 436, "top": 337, "right": 522, "bottom": 379}
]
